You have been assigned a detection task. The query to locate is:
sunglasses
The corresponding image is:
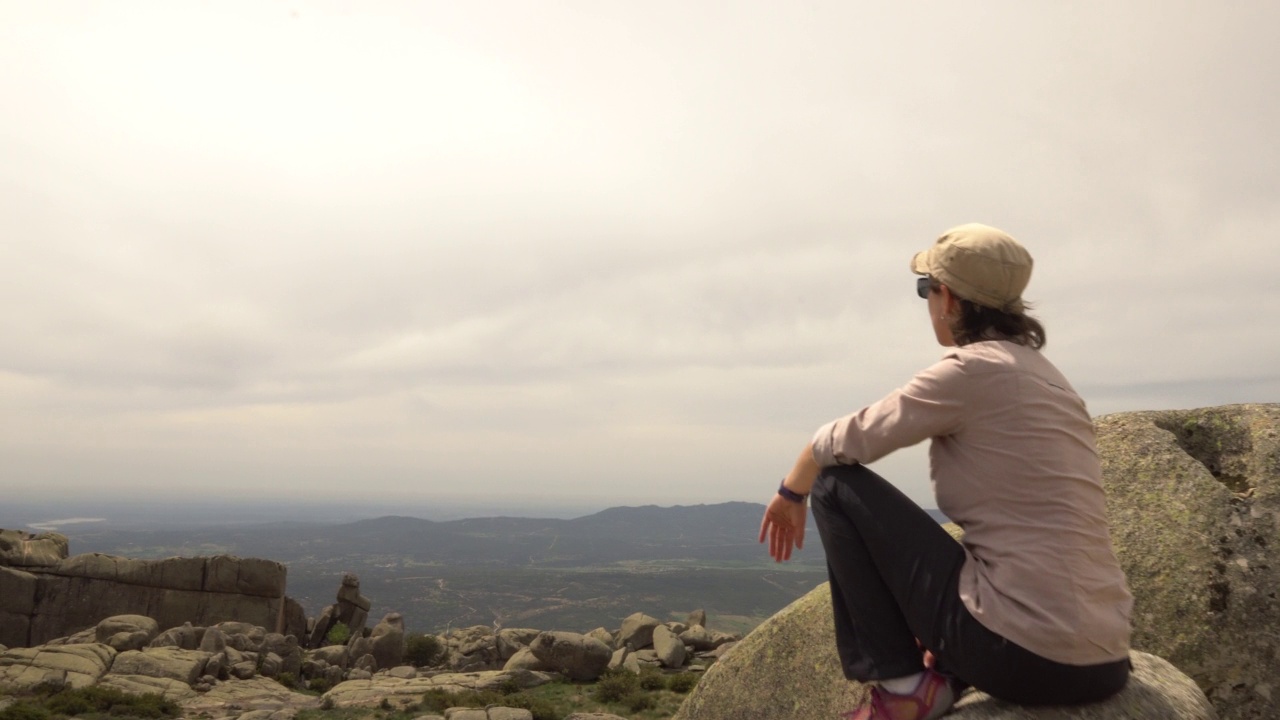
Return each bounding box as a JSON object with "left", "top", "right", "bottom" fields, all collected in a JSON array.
[{"left": 916, "top": 276, "right": 934, "bottom": 299}]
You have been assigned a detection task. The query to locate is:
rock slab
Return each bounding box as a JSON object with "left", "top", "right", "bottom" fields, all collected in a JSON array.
[{"left": 672, "top": 583, "right": 1215, "bottom": 720}]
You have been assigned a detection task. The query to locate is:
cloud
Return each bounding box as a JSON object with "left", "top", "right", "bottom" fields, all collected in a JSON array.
[{"left": 2, "top": 1, "right": 1277, "bottom": 508}]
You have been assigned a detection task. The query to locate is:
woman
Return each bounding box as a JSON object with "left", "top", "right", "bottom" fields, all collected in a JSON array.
[{"left": 759, "top": 224, "right": 1132, "bottom": 720}]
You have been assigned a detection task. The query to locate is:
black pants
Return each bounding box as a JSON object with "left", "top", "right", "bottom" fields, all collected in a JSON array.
[{"left": 810, "top": 464, "right": 1129, "bottom": 706}]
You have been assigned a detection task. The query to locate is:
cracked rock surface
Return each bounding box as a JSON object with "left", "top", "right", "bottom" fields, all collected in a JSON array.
[{"left": 1098, "top": 403, "right": 1279, "bottom": 720}]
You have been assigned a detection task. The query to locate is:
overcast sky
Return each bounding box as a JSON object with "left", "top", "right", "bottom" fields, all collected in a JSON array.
[{"left": 2, "top": 1, "right": 1276, "bottom": 513}]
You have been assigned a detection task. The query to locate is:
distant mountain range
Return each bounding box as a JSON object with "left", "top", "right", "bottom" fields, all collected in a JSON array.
[
  {"left": 37, "top": 501, "right": 949, "bottom": 633},
  {"left": 63, "top": 501, "right": 827, "bottom": 567},
  {"left": 59, "top": 502, "right": 949, "bottom": 569}
]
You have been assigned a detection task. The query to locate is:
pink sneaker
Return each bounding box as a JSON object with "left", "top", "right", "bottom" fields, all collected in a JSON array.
[{"left": 840, "top": 670, "right": 959, "bottom": 720}]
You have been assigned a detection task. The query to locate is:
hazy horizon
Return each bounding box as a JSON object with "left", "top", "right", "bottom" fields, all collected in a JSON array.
[{"left": 3, "top": 2, "right": 1277, "bottom": 511}]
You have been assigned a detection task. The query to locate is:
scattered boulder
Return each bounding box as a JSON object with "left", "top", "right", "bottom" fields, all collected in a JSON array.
[
  {"left": 258, "top": 651, "right": 282, "bottom": 678},
  {"left": 95, "top": 615, "right": 159, "bottom": 652},
  {"left": 308, "top": 605, "right": 336, "bottom": 648},
  {"left": 148, "top": 622, "right": 200, "bottom": 650},
  {"left": 607, "top": 647, "right": 628, "bottom": 670},
  {"left": 443, "top": 626, "right": 501, "bottom": 671},
  {"left": 528, "top": 631, "right": 612, "bottom": 681},
  {"left": 679, "top": 625, "right": 715, "bottom": 652},
  {"left": 502, "top": 647, "right": 551, "bottom": 672},
  {"left": 586, "top": 627, "right": 615, "bottom": 650},
  {"left": 687, "top": 609, "right": 707, "bottom": 628},
  {"left": 366, "top": 612, "right": 406, "bottom": 670},
  {"left": 109, "top": 647, "right": 211, "bottom": 685},
  {"left": 352, "top": 653, "right": 376, "bottom": 673},
  {"left": 198, "top": 626, "right": 227, "bottom": 654},
  {"left": 309, "top": 643, "right": 349, "bottom": 669},
  {"left": 617, "top": 612, "right": 661, "bottom": 651},
  {"left": 497, "top": 628, "right": 541, "bottom": 660},
  {"left": 652, "top": 625, "right": 686, "bottom": 668},
  {"left": 335, "top": 573, "right": 372, "bottom": 637}
]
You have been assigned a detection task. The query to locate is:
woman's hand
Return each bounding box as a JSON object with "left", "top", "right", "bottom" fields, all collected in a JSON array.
[{"left": 759, "top": 492, "right": 807, "bottom": 562}]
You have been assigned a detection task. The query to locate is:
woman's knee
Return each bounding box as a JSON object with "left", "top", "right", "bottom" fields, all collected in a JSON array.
[{"left": 812, "top": 464, "right": 875, "bottom": 508}]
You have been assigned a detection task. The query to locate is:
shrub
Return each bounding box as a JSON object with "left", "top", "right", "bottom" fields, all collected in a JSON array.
[
  {"left": 404, "top": 633, "right": 444, "bottom": 667},
  {"left": 667, "top": 672, "right": 700, "bottom": 693},
  {"left": 638, "top": 669, "right": 666, "bottom": 690},
  {"left": 420, "top": 689, "right": 454, "bottom": 713},
  {"left": 419, "top": 688, "right": 554, "bottom": 720},
  {"left": 275, "top": 672, "right": 297, "bottom": 689},
  {"left": 0, "top": 702, "right": 51, "bottom": 720},
  {"left": 627, "top": 692, "right": 656, "bottom": 712},
  {"left": 378, "top": 698, "right": 392, "bottom": 710},
  {"left": 477, "top": 691, "right": 557, "bottom": 720},
  {"left": 325, "top": 622, "right": 351, "bottom": 646},
  {"left": 307, "top": 678, "right": 331, "bottom": 694},
  {"left": 24, "top": 686, "right": 180, "bottom": 720},
  {"left": 593, "top": 669, "right": 639, "bottom": 703}
]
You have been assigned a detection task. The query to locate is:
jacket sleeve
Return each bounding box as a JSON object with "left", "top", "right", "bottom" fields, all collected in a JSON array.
[{"left": 811, "top": 351, "right": 970, "bottom": 466}]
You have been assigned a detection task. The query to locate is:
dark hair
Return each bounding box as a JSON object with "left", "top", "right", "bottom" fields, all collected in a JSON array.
[
  {"left": 929, "top": 279, "right": 1046, "bottom": 348},
  {"left": 950, "top": 297, "right": 1046, "bottom": 349}
]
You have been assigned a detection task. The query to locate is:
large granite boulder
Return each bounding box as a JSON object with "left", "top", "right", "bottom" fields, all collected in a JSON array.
[
  {"left": 652, "top": 625, "right": 686, "bottom": 668},
  {"left": 108, "top": 647, "right": 212, "bottom": 685},
  {"left": 672, "top": 583, "right": 1215, "bottom": 720},
  {"left": 528, "top": 631, "right": 612, "bottom": 681},
  {"left": 502, "top": 647, "right": 551, "bottom": 672},
  {"left": 96, "top": 615, "right": 160, "bottom": 652},
  {"left": 1097, "top": 404, "right": 1279, "bottom": 719}
]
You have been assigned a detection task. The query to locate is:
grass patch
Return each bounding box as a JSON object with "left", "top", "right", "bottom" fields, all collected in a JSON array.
[
  {"left": 291, "top": 674, "right": 693, "bottom": 720},
  {"left": 522, "top": 671, "right": 687, "bottom": 720},
  {"left": 0, "top": 684, "right": 179, "bottom": 720}
]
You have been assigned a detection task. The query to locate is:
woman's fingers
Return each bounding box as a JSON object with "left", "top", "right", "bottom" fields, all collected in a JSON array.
[{"left": 760, "top": 501, "right": 801, "bottom": 562}]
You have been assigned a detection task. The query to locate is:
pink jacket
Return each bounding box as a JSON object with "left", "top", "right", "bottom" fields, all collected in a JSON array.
[{"left": 812, "top": 340, "right": 1132, "bottom": 665}]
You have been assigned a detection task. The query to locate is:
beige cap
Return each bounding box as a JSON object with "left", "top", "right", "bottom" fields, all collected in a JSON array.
[{"left": 910, "top": 223, "right": 1033, "bottom": 312}]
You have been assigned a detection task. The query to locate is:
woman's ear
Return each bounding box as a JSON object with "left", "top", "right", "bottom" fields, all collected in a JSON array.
[{"left": 939, "top": 284, "right": 960, "bottom": 317}]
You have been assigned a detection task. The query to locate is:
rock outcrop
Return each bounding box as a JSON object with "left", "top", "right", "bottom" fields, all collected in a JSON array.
[
  {"left": 322, "top": 668, "right": 556, "bottom": 708},
  {"left": 1098, "top": 404, "right": 1279, "bottom": 719},
  {"left": 0, "top": 539, "right": 291, "bottom": 648},
  {"left": 673, "top": 583, "right": 1215, "bottom": 720},
  {"left": 0, "top": 530, "right": 68, "bottom": 568},
  {"left": 0, "top": 643, "right": 116, "bottom": 690}
]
